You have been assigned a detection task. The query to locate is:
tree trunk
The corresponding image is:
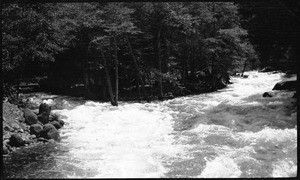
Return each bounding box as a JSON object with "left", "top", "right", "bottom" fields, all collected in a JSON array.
[
  {"left": 83, "top": 51, "right": 92, "bottom": 98},
  {"left": 113, "top": 37, "right": 118, "bottom": 106},
  {"left": 100, "top": 49, "right": 117, "bottom": 106},
  {"left": 137, "top": 78, "right": 141, "bottom": 102},
  {"left": 157, "top": 25, "right": 163, "bottom": 99},
  {"left": 241, "top": 58, "right": 247, "bottom": 76},
  {"left": 126, "top": 35, "right": 149, "bottom": 102}
]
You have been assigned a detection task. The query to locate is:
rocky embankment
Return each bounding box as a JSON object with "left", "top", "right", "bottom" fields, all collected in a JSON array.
[{"left": 2, "top": 102, "right": 65, "bottom": 155}]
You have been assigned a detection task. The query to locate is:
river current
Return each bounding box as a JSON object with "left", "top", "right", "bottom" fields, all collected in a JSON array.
[{"left": 3, "top": 71, "right": 297, "bottom": 178}]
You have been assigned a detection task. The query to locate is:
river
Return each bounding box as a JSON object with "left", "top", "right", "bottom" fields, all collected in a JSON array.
[{"left": 3, "top": 71, "right": 297, "bottom": 178}]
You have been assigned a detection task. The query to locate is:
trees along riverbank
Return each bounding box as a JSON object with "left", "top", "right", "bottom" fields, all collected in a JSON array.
[{"left": 3, "top": 2, "right": 260, "bottom": 106}]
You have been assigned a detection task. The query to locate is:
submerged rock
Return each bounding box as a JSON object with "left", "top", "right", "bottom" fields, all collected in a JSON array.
[
  {"left": 23, "top": 108, "right": 38, "bottom": 125},
  {"left": 272, "top": 80, "right": 297, "bottom": 91}
]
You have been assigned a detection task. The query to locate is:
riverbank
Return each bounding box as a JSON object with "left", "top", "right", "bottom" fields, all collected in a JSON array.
[{"left": 2, "top": 99, "right": 65, "bottom": 155}]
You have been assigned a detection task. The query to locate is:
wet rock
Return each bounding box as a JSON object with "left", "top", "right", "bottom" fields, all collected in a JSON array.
[
  {"left": 8, "top": 134, "right": 26, "bottom": 147},
  {"left": 58, "top": 119, "right": 65, "bottom": 127},
  {"left": 39, "top": 103, "right": 51, "bottom": 115},
  {"left": 23, "top": 108, "right": 38, "bottom": 125},
  {"left": 38, "top": 103, "right": 51, "bottom": 124},
  {"left": 38, "top": 112, "right": 50, "bottom": 124},
  {"left": 49, "top": 121, "right": 62, "bottom": 129},
  {"left": 41, "top": 124, "right": 60, "bottom": 140},
  {"left": 242, "top": 75, "right": 249, "bottom": 78},
  {"left": 49, "top": 113, "right": 60, "bottom": 122},
  {"left": 30, "top": 124, "right": 43, "bottom": 135},
  {"left": 272, "top": 80, "right": 297, "bottom": 91},
  {"left": 263, "top": 92, "right": 272, "bottom": 97}
]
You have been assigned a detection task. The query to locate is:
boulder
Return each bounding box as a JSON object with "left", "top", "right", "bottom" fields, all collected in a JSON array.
[
  {"left": 41, "top": 124, "right": 60, "bottom": 140},
  {"left": 292, "top": 92, "right": 296, "bottom": 98},
  {"left": 23, "top": 108, "right": 38, "bottom": 125},
  {"left": 8, "top": 134, "right": 25, "bottom": 147},
  {"left": 30, "top": 124, "right": 44, "bottom": 135},
  {"left": 272, "top": 80, "right": 297, "bottom": 91},
  {"left": 39, "top": 103, "right": 51, "bottom": 115},
  {"left": 263, "top": 92, "right": 273, "bottom": 97},
  {"left": 38, "top": 103, "right": 51, "bottom": 124},
  {"left": 38, "top": 112, "right": 50, "bottom": 124},
  {"left": 49, "top": 121, "right": 62, "bottom": 129}
]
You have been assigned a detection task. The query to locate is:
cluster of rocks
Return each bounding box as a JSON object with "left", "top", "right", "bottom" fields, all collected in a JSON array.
[
  {"left": 263, "top": 80, "right": 297, "bottom": 98},
  {"left": 25, "top": 103, "right": 64, "bottom": 140},
  {"left": 3, "top": 102, "right": 65, "bottom": 154}
]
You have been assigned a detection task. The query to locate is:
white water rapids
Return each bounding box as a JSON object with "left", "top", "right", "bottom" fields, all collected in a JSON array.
[{"left": 4, "top": 71, "right": 297, "bottom": 178}]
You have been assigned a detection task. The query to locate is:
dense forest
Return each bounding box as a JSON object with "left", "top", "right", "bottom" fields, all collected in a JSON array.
[{"left": 2, "top": 1, "right": 299, "bottom": 106}]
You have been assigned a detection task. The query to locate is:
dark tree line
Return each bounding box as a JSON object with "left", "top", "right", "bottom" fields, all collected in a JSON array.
[{"left": 2, "top": 2, "right": 296, "bottom": 105}]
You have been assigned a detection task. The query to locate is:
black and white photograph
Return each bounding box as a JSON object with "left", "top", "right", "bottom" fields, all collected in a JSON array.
[{"left": 2, "top": 1, "right": 298, "bottom": 178}]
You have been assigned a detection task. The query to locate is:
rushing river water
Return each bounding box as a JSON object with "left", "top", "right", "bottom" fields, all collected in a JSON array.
[{"left": 3, "top": 71, "right": 297, "bottom": 178}]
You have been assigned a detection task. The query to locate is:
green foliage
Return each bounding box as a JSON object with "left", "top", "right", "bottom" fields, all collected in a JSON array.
[
  {"left": 2, "top": 2, "right": 262, "bottom": 101},
  {"left": 2, "top": 4, "right": 63, "bottom": 75}
]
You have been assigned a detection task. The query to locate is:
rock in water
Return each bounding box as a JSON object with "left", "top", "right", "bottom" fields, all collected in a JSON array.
[
  {"left": 49, "top": 121, "right": 62, "bottom": 129},
  {"left": 39, "top": 103, "right": 51, "bottom": 115},
  {"left": 38, "top": 103, "right": 51, "bottom": 124},
  {"left": 263, "top": 92, "right": 273, "bottom": 97},
  {"left": 8, "top": 134, "right": 25, "bottom": 147},
  {"left": 30, "top": 124, "right": 43, "bottom": 135},
  {"left": 23, "top": 108, "right": 38, "bottom": 125},
  {"left": 41, "top": 124, "right": 60, "bottom": 140},
  {"left": 38, "top": 112, "right": 50, "bottom": 124},
  {"left": 58, "top": 119, "right": 65, "bottom": 127},
  {"left": 272, "top": 80, "right": 297, "bottom": 91}
]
